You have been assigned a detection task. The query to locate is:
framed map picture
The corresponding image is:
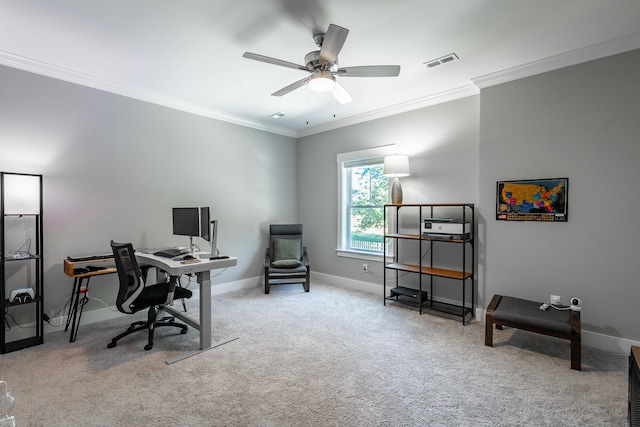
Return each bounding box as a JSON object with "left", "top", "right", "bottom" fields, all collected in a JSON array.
[{"left": 496, "top": 178, "right": 568, "bottom": 222}]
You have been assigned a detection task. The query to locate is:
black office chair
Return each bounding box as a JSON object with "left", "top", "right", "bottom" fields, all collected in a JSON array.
[
  {"left": 264, "top": 224, "right": 310, "bottom": 294},
  {"left": 108, "top": 241, "right": 193, "bottom": 351}
]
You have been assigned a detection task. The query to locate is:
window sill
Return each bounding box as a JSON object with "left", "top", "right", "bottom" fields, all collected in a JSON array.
[{"left": 335, "top": 249, "right": 385, "bottom": 263}]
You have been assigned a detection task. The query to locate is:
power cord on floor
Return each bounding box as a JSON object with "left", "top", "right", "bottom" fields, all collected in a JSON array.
[
  {"left": 42, "top": 297, "right": 72, "bottom": 328},
  {"left": 87, "top": 294, "right": 119, "bottom": 313},
  {"left": 3, "top": 311, "right": 32, "bottom": 331}
]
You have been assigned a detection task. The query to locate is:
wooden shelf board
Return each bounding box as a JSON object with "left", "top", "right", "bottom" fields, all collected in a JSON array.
[
  {"left": 385, "top": 233, "right": 420, "bottom": 240},
  {"left": 385, "top": 263, "right": 472, "bottom": 280}
]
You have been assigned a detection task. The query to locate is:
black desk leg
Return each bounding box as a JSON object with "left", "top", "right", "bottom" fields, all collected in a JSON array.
[
  {"left": 65, "top": 276, "right": 91, "bottom": 342},
  {"left": 65, "top": 277, "right": 81, "bottom": 333}
]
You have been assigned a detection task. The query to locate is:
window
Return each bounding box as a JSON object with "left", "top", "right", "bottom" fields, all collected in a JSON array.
[{"left": 337, "top": 146, "right": 395, "bottom": 259}]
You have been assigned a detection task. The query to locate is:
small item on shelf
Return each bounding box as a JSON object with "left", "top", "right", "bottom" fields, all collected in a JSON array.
[
  {"left": 8, "top": 287, "right": 35, "bottom": 304},
  {"left": 388, "top": 286, "right": 428, "bottom": 302}
]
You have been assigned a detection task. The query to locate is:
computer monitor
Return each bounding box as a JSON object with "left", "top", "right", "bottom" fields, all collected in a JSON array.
[
  {"left": 172, "top": 207, "right": 218, "bottom": 256},
  {"left": 199, "top": 207, "right": 219, "bottom": 258},
  {"left": 200, "top": 207, "right": 210, "bottom": 241},
  {"left": 172, "top": 207, "right": 200, "bottom": 237}
]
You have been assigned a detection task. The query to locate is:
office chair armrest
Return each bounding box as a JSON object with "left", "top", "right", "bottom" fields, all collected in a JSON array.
[{"left": 163, "top": 276, "right": 179, "bottom": 306}]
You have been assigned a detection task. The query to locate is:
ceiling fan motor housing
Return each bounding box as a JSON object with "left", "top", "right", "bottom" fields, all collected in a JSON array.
[{"left": 305, "top": 51, "right": 338, "bottom": 71}]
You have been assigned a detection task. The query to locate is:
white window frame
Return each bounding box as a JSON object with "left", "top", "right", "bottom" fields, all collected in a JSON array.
[{"left": 336, "top": 145, "right": 396, "bottom": 261}]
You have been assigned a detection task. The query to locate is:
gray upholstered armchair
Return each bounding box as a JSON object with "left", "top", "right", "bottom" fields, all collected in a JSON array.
[{"left": 264, "top": 224, "right": 310, "bottom": 294}]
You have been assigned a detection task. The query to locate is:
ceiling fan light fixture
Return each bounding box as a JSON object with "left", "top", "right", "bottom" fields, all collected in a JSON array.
[{"left": 308, "top": 70, "right": 336, "bottom": 92}]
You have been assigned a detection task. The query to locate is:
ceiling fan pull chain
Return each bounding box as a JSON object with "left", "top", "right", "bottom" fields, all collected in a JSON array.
[{"left": 333, "top": 96, "right": 336, "bottom": 118}]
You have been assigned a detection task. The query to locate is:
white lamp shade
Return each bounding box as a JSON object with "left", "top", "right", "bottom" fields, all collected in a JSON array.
[
  {"left": 3, "top": 174, "right": 41, "bottom": 214},
  {"left": 383, "top": 155, "right": 410, "bottom": 177},
  {"left": 308, "top": 71, "right": 336, "bottom": 92}
]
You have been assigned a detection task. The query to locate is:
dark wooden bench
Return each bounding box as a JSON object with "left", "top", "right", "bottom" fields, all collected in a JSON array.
[{"left": 485, "top": 294, "right": 581, "bottom": 370}]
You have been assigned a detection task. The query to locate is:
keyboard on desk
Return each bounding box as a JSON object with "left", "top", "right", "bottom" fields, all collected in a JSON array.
[
  {"left": 153, "top": 248, "right": 190, "bottom": 258},
  {"left": 67, "top": 254, "right": 112, "bottom": 262}
]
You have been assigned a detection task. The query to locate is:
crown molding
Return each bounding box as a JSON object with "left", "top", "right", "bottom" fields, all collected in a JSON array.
[
  {"left": 3, "top": 31, "right": 639, "bottom": 140},
  {"left": 0, "top": 50, "right": 297, "bottom": 138},
  {"left": 472, "top": 32, "right": 640, "bottom": 89},
  {"left": 296, "top": 84, "right": 479, "bottom": 138}
]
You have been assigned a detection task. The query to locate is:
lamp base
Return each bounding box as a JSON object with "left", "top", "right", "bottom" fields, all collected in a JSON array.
[{"left": 391, "top": 177, "right": 403, "bottom": 205}]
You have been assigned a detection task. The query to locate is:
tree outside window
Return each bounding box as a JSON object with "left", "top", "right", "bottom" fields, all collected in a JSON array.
[{"left": 347, "top": 163, "right": 388, "bottom": 252}]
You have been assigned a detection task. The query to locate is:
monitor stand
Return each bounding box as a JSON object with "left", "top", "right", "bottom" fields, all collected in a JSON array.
[
  {"left": 189, "top": 236, "right": 197, "bottom": 255},
  {"left": 198, "top": 220, "right": 218, "bottom": 259}
]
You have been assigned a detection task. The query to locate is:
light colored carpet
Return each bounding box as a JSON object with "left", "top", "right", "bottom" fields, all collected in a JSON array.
[{"left": 0, "top": 282, "right": 629, "bottom": 426}]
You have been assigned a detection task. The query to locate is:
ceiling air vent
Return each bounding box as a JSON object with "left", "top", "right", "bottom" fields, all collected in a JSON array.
[{"left": 424, "top": 53, "right": 459, "bottom": 69}]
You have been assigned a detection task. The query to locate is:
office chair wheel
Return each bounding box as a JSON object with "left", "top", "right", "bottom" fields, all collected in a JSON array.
[
  {"left": 180, "top": 328, "right": 187, "bottom": 334},
  {"left": 144, "top": 343, "right": 153, "bottom": 351},
  {"left": 107, "top": 341, "right": 117, "bottom": 348}
]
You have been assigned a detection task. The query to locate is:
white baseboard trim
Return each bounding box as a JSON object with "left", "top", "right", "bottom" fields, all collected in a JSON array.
[
  {"left": 45, "top": 273, "right": 640, "bottom": 355},
  {"left": 44, "top": 277, "right": 260, "bottom": 336},
  {"left": 581, "top": 330, "right": 640, "bottom": 355},
  {"left": 318, "top": 272, "right": 640, "bottom": 355},
  {"left": 313, "top": 271, "right": 383, "bottom": 294}
]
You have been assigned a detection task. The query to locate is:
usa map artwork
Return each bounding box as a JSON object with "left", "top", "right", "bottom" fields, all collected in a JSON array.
[{"left": 496, "top": 178, "right": 568, "bottom": 222}]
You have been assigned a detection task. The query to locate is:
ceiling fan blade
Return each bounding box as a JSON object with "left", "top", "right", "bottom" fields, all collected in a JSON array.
[
  {"left": 331, "top": 81, "right": 353, "bottom": 104},
  {"left": 319, "top": 24, "right": 349, "bottom": 66},
  {"left": 271, "top": 77, "right": 309, "bottom": 97},
  {"left": 336, "top": 65, "right": 401, "bottom": 77},
  {"left": 243, "top": 52, "right": 311, "bottom": 72}
]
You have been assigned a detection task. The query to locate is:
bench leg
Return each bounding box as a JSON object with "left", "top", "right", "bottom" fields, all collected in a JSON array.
[
  {"left": 485, "top": 312, "right": 494, "bottom": 347},
  {"left": 485, "top": 294, "right": 502, "bottom": 347},
  {"left": 571, "top": 334, "right": 581, "bottom": 371}
]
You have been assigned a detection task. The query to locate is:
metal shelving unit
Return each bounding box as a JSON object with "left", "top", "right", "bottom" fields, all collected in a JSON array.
[
  {"left": 383, "top": 203, "right": 475, "bottom": 324},
  {"left": 1, "top": 172, "right": 44, "bottom": 353}
]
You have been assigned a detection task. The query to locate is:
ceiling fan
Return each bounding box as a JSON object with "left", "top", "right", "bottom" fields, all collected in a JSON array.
[{"left": 242, "top": 24, "right": 400, "bottom": 104}]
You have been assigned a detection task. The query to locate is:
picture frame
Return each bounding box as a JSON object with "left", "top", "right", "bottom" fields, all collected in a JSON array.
[{"left": 496, "top": 178, "right": 568, "bottom": 222}]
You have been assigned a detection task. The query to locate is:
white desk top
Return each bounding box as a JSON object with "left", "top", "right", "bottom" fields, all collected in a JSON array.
[{"left": 135, "top": 251, "right": 237, "bottom": 276}]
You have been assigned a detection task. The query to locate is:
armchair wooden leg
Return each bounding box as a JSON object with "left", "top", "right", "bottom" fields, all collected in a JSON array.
[{"left": 264, "top": 266, "right": 270, "bottom": 293}]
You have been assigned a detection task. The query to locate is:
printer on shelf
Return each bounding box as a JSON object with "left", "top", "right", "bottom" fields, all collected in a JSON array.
[{"left": 421, "top": 218, "right": 471, "bottom": 239}]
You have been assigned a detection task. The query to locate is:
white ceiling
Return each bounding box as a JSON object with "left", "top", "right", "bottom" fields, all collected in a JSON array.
[{"left": 1, "top": 1, "right": 640, "bottom": 137}]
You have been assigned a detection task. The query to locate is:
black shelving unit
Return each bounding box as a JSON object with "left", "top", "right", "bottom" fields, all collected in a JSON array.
[
  {"left": 1, "top": 172, "right": 44, "bottom": 353},
  {"left": 383, "top": 203, "right": 475, "bottom": 324}
]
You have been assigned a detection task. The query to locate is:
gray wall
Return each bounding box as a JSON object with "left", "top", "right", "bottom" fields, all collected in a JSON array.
[
  {"left": 2, "top": 47, "right": 639, "bottom": 346},
  {"left": 298, "top": 96, "right": 480, "bottom": 292},
  {"left": 479, "top": 49, "right": 640, "bottom": 341},
  {"left": 0, "top": 65, "right": 297, "bottom": 318},
  {"left": 298, "top": 48, "right": 640, "bottom": 346}
]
